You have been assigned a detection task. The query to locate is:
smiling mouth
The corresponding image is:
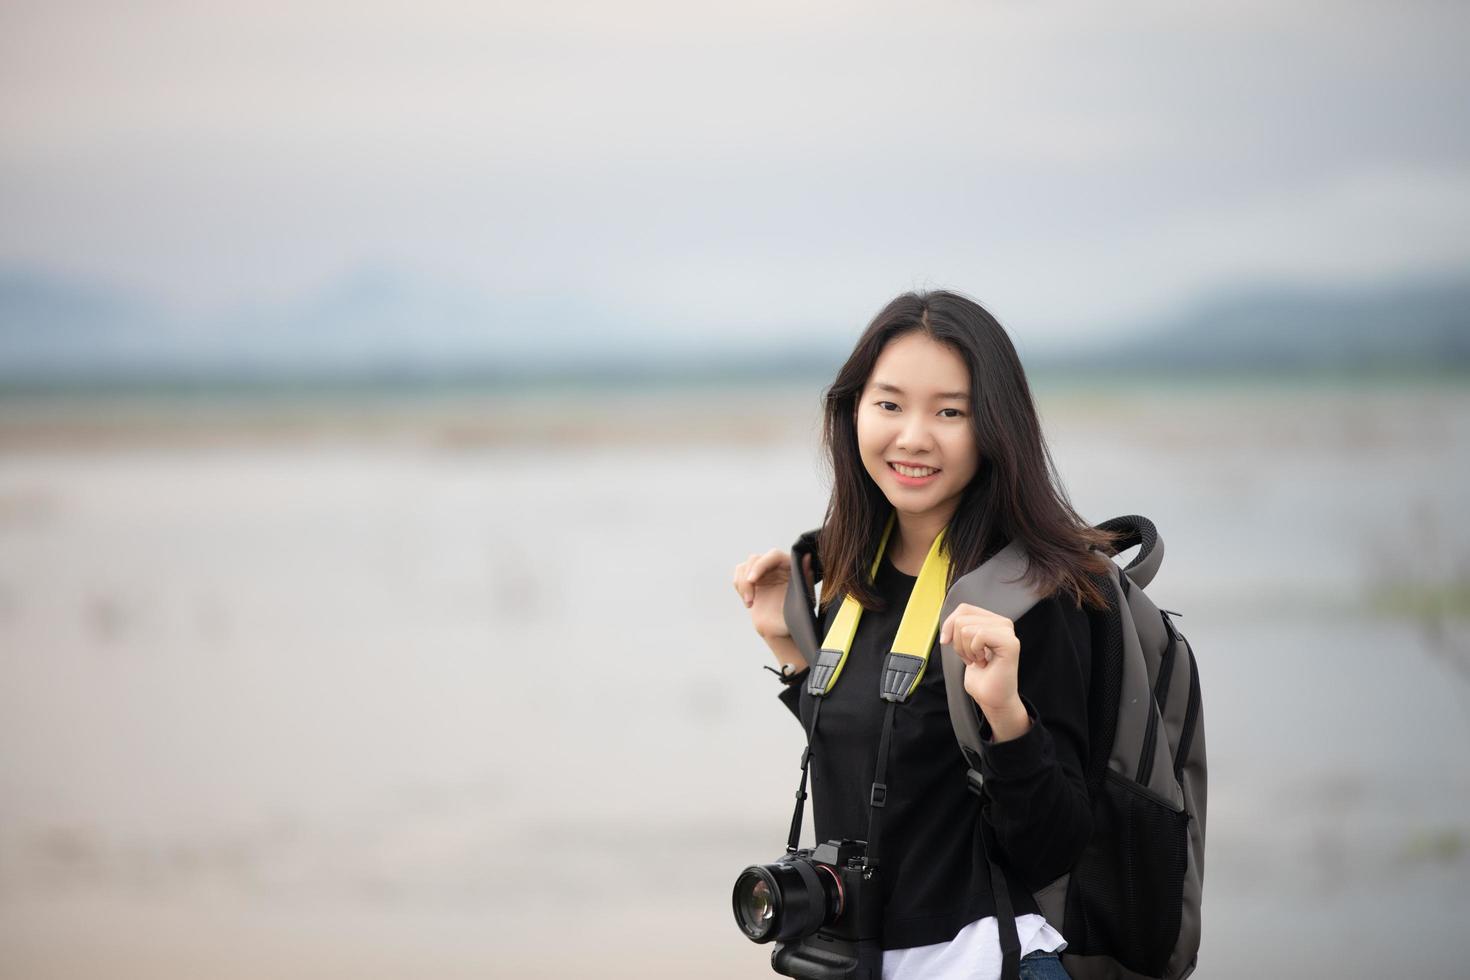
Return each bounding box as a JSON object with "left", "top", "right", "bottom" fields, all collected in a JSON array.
[{"left": 888, "top": 462, "right": 940, "bottom": 479}]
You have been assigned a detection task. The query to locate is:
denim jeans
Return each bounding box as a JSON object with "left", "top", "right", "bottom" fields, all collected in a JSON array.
[{"left": 1017, "top": 949, "right": 1072, "bottom": 980}]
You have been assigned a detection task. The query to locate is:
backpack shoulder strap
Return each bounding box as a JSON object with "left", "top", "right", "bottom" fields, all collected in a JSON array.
[
  {"left": 939, "top": 515, "right": 1171, "bottom": 801},
  {"left": 938, "top": 540, "right": 1047, "bottom": 980},
  {"left": 939, "top": 539, "right": 1048, "bottom": 776},
  {"left": 783, "top": 528, "right": 825, "bottom": 668}
]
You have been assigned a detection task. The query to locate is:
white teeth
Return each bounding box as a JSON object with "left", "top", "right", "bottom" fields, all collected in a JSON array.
[{"left": 893, "top": 463, "right": 937, "bottom": 478}]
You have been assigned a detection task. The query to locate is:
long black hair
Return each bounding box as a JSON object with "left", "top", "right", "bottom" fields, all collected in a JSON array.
[{"left": 817, "top": 289, "right": 1123, "bottom": 613}]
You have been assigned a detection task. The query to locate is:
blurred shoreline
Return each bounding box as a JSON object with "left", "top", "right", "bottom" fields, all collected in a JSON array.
[{"left": 2, "top": 370, "right": 1466, "bottom": 452}]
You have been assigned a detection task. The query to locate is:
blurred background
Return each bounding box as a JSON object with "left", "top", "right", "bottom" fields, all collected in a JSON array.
[{"left": 1, "top": 1, "right": 1467, "bottom": 977}]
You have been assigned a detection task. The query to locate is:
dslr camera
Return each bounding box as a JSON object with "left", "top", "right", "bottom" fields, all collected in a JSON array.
[{"left": 731, "top": 838, "right": 881, "bottom": 979}]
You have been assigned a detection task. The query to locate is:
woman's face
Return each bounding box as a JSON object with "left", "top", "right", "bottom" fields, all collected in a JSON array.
[{"left": 855, "top": 331, "right": 980, "bottom": 526}]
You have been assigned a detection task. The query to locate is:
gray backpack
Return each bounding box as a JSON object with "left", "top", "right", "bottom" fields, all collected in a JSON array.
[{"left": 784, "top": 514, "right": 1206, "bottom": 980}]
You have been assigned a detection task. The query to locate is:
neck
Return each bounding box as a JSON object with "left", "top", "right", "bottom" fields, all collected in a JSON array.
[{"left": 889, "top": 508, "right": 952, "bottom": 575}]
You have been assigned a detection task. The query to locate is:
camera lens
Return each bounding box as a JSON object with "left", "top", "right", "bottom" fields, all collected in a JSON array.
[
  {"left": 734, "top": 874, "right": 776, "bottom": 936},
  {"left": 732, "top": 858, "right": 841, "bottom": 944}
]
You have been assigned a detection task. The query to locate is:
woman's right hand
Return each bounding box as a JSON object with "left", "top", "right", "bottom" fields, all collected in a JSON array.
[{"left": 733, "top": 548, "right": 813, "bottom": 640}]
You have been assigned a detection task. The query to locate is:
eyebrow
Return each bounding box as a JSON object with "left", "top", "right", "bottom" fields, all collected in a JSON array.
[{"left": 871, "top": 381, "right": 970, "bottom": 401}]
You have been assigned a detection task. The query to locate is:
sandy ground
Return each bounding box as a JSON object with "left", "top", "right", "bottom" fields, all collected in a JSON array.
[{"left": 1, "top": 379, "right": 1467, "bottom": 978}]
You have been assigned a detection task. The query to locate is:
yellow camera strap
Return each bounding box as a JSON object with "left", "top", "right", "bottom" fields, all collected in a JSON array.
[
  {"left": 806, "top": 511, "right": 952, "bottom": 703},
  {"left": 785, "top": 511, "right": 954, "bottom": 862}
]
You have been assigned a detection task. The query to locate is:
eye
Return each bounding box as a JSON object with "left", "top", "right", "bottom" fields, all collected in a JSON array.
[
  {"left": 876, "top": 401, "right": 899, "bottom": 412},
  {"left": 940, "top": 408, "right": 966, "bottom": 419}
]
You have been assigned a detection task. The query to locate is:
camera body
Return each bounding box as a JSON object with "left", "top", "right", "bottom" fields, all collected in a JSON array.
[{"left": 732, "top": 838, "right": 882, "bottom": 979}]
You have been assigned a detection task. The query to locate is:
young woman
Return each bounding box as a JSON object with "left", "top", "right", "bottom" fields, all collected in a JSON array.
[{"left": 732, "top": 291, "right": 1121, "bottom": 980}]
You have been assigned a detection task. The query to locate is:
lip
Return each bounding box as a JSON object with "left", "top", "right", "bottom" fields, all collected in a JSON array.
[{"left": 887, "top": 461, "right": 941, "bottom": 487}]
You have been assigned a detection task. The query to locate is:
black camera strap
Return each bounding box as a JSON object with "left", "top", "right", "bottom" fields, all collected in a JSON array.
[
  {"left": 862, "top": 699, "right": 898, "bottom": 870},
  {"left": 785, "top": 697, "right": 823, "bottom": 853}
]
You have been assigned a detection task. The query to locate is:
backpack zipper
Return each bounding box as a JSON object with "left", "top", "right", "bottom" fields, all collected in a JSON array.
[
  {"left": 1154, "top": 612, "right": 1180, "bottom": 714},
  {"left": 1135, "top": 611, "right": 1180, "bottom": 785},
  {"left": 1135, "top": 689, "right": 1160, "bottom": 786},
  {"left": 1173, "top": 640, "right": 1202, "bottom": 783}
]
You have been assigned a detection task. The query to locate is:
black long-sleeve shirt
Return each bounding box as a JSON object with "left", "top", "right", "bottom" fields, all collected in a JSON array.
[{"left": 778, "top": 551, "right": 1093, "bottom": 950}]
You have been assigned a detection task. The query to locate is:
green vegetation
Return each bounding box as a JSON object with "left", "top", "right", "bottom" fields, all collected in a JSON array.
[
  {"left": 1399, "top": 827, "right": 1469, "bottom": 866},
  {"left": 1370, "top": 580, "right": 1470, "bottom": 621}
]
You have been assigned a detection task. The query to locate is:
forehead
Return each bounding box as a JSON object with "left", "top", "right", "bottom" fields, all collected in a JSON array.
[{"left": 866, "top": 332, "right": 970, "bottom": 397}]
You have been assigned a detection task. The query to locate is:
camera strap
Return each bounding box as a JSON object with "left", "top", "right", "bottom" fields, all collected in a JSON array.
[
  {"left": 803, "top": 511, "right": 950, "bottom": 701},
  {"left": 786, "top": 511, "right": 952, "bottom": 861},
  {"left": 862, "top": 700, "right": 898, "bottom": 870},
  {"left": 785, "top": 696, "right": 822, "bottom": 853}
]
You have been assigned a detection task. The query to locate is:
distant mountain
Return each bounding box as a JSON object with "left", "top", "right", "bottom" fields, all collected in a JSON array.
[
  {"left": 203, "top": 269, "right": 626, "bottom": 375},
  {"left": 1036, "top": 275, "right": 1470, "bottom": 373},
  {"left": 0, "top": 265, "right": 844, "bottom": 388},
  {"left": 0, "top": 267, "right": 653, "bottom": 383},
  {"left": 2, "top": 266, "right": 1466, "bottom": 388},
  {"left": 0, "top": 269, "right": 183, "bottom": 377}
]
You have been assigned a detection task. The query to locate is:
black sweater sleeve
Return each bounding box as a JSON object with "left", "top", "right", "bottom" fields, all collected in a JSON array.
[{"left": 974, "top": 594, "right": 1094, "bottom": 892}]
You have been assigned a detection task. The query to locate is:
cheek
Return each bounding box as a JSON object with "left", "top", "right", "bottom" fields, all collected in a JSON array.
[{"left": 943, "top": 435, "right": 979, "bottom": 474}]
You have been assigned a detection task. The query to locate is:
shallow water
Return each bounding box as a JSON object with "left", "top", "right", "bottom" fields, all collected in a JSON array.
[{"left": 0, "top": 381, "right": 1466, "bottom": 978}]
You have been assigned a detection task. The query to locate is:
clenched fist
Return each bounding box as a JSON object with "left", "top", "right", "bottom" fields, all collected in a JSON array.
[{"left": 939, "top": 602, "right": 1031, "bottom": 741}]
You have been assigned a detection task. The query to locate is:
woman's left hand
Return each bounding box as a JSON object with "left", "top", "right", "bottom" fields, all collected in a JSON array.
[{"left": 939, "top": 603, "right": 1023, "bottom": 719}]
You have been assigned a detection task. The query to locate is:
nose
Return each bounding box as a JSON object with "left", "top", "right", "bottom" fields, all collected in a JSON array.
[{"left": 895, "top": 413, "right": 936, "bottom": 454}]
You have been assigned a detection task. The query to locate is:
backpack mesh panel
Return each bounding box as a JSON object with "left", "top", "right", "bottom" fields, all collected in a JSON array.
[
  {"left": 1065, "top": 569, "right": 1191, "bottom": 977},
  {"left": 1066, "top": 772, "right": 1190, "bottom": 977}
]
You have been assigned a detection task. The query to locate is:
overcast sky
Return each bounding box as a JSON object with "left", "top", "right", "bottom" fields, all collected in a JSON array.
[{"left": 2, "top": 0, "right": 1467, "bottom": 348}]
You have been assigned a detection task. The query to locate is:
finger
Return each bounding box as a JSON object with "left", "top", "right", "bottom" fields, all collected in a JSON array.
[
  {"left": 942, "top": 603, "right": 986, "bottom": 645},
  {"left": 943, "top": 611, "right": 974, "bottom": 651},
  {"left": 954, "top": 622, "right": 978, "bottom": 663},
  {"left": 741, "top": 552, "right": 765, "bottom": 602},
  {"left": 735, "top": 556, "right": 760, "bottom": 604},
  {"left": 940, "top": 606, "right": 965, "bottom": 645},
  {"left": 963, "top": 624, "right": 996, "bottom": 665},
  {"left": 746, "top": 548, "right": 786, "bottom": 583},
  {"left": 972, "top": 623, "right": 1016, "bottom": 662},
  {"left": 961, "top": 623, "right": 978, "bottom": 662}
]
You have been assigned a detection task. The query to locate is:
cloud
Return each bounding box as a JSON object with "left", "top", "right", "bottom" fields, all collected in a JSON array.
[{"left": 0, "top": 0, "right": 1466, "bottom": 342}]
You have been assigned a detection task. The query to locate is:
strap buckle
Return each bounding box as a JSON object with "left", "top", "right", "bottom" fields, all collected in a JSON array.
[
  {"left": 966, "top": 768, "right": 986, "bottom": 798},
  {"left": 870, "top": 782, "right": 888, "bottom": 807}
]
